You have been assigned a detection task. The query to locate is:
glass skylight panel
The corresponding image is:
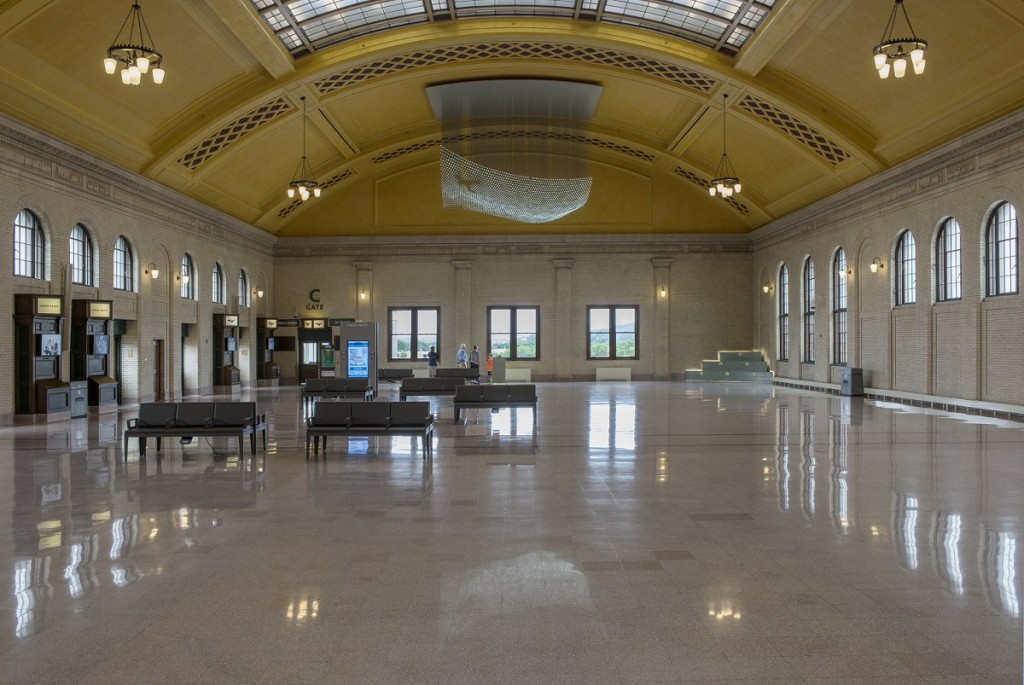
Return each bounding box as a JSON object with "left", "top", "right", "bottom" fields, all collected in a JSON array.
[{"left": 252, "top": 0, "right": 775, "bottom": 55}]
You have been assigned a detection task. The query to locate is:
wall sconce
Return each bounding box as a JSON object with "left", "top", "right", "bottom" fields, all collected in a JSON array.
[
  {"left": 145, "top": 263, "right": 159, "bottom": 279},
  {"left": 762, "top": 282, "right": 773, "bottom": 294},
  {"left": 359, "top": 289, "right": 368, "bottom": 301},
  {"left": 177, "top": 271, "right": 189, "bottom": 284},
  {"left": 870, "top": 257, "right": 884, "bottom": 273},
  {"left": 658, "top": 286, "right": 667, "bottom": 299},
  {"left": 256, "top": 289, "right": 264, "bottom": 298}
]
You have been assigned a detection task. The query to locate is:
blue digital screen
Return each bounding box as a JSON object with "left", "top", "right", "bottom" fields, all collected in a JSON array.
[{"left": 347, "top": 340, "right": 369, "bottom": 378}]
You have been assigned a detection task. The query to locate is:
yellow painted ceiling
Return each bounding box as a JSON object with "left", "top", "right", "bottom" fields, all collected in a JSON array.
[{"left": 0, "top": 0, "right": 1022, "bottom": 238}]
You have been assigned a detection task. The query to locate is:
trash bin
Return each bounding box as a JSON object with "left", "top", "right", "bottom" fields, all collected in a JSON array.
[
  {"left": 69, "top": 380, "right": 89, "bottom": 417},
  {"left": 839, "top": 367, "right": 863, "bottom": 397}
]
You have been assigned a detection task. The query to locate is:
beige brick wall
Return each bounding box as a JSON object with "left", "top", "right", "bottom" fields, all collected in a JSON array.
[
  {"left": 753, "top": 110, "right": 1024, "bottom": 407},
  {"left": 0, "top": 116, "right": 275, "bottom": 424},
  {"left": 273, "top": 239, "right": 753, "bottom": 382}
]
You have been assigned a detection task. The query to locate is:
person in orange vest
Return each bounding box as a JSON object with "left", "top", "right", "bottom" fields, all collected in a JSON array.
[{"left": 486, "top": 353, "right": 493, "bottom": 381}]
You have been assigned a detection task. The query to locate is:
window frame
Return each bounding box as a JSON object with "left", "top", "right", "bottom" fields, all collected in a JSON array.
[
  {"left": 69, "top": 224, "right": 94, "bottom": 287},
  {"left": 113, "top": 235, "right": 134, "bottom": 292},
  {"left": 238, "top": 270, "right": 251, "bottom": 308},
  {"left": 180, "top": 253, "right": 196, "bottom": 300},
  {"left": 586, "top": 305, "right": 639, "bottom": 360},
  {"left": 802, "top": 258, "right": 815, "bottom": 363},
  {"left": 487, "top": 306, "right": 540, "bottom": 360},
  {"left": 388, "top": 306, "right": 440, "bottom": 362},
  {"left": 14, "top": 209, "right": 46, "bottom": 280},
  {"left": 832, "top": 248, "right": 848, "bottom": 366},
  {"left": 894, "top": 230, "right": 916, "bottom": 306},
  {"left": 936, "top": 218, "right": 962, "bottom": 302},
  {"left": 211, "top": 262, "right": 225, "bottom": 304},
  {"left": 986, "top": 202, "right": 1019, "bottom": 297},
  {"left": 777, "top": 264, "right": 789, "bottom": 362}
]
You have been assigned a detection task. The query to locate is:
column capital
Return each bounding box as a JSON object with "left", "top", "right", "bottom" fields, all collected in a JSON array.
[
  {"left": 552, "top": 259, "right": 575, "bottom": 270},
  {"left": 352, "top": 261, "right": 375, "bottom": 272},
  {"left": 650, "top": 257, "right": 673, "bottom": 269},
  {"left": 452, "top": 260, "right": 474, "bottom": 270}
]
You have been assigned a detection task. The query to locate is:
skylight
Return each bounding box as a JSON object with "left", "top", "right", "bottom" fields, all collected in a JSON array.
[{"left": 250, "top": 0, "right": 776, "bottom": 57}]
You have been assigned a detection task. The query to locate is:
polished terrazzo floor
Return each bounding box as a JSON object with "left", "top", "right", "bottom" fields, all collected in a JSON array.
[{"left": 1, "top": 381, "right": 1021, "bottom": 684}]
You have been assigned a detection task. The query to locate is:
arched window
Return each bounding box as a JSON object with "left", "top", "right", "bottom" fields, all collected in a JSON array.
[
  {"left": 894, "top": 230, "right": 916, "bottom": 305},
  {"left": 936, "top": 218, "right": 961, "bottom": 302},
  {"left": 14, "top": 209, "right": 45, "bottom": 279},
  {"left": 113, "top": 236, "right": 134, "bottom": 291},
  {"left": 777, "top": 264, "right": 789, "bottom": 361},
  {"left": 212, "top": 262, "right": 224, "bottom": 304},
  {"left": 802, "top": 258, "right": 815, "bottom": 363},
  {"left": 238, "top": 269, "right": 250, "bottom": 307},
  {"left": 832, "top": 248, "right": 848, "bottom": 365},
  {"left": 70, "top": 224, "right": 94, "bottom": 286},
  {"left": 986, "top": 202, "right": 1018, "bottom": 296},
  {"left": 180, "top": 254, "right": 195, "bottom": 299}
]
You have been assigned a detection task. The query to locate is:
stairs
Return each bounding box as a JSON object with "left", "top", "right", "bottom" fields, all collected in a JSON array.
[{"left": 683, "top": 350, "right": 773, "bottom": 382}]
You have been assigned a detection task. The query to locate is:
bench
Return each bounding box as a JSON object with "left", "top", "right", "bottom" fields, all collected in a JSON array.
[
  {"left": 378, "top": 368, "right": 414, "bottom": 382},
  {"left": 305, "top": 401, "right": 434, "bottom": 460},
  {"left": 123, "top": 401, "right": 266, "bottom": 460},
  {"left": 302, "top": 377, "right": 373, "bottom": 407},
  {"left": 435, "top": 367, "right": 480, "bottom": 381},
  {"left": 453, "top": 384, "right": 538, "bottom": 424},
  {"left": 399, "top": 376, "right": 465, "bottom": 400}
]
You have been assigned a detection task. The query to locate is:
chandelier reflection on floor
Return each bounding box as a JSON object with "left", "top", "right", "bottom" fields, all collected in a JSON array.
[{"left": 429, "top": 80, "right": 600, "bottom": 224}]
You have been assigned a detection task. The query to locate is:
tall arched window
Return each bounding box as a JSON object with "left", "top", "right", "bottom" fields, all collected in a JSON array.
[
  {"left": 238, "top": 269, "right": 250, "bottom": 307},
  {"left": 936, "top": 218, "right": 961, "bottom": 302},
  {"left": 180, "top": 254, "right": 196, "bottom": 300},
  {"left": 802, "top": 258, "right": 815, "bottom": 363},
  {"left": 212, "top": 262, "right": 224, "bottom": 304},
  {"left": 14, "top": 209, "right": 46, "bottom": 279},
  {"left": 113, "top": 236, "right": 134, "bottom": 291},
  {"left": 894, "top": 230, "right": 916, "bottom": 305},
  {"left": 70, "top": 224, "right": 94, "bottom": 286},
  {"left": 777, "top": 264, "right": 789, "bottom": 361},
  {"left": 986, "top": 202, "right": 1018, "bottom": 296},
  {"left": 832, "top": 248, "right": 847, "bottom": 365}
]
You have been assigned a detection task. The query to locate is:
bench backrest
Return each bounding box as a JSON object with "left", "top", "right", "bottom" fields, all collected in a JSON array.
[
  {"left": 312, "top": 402, "right": 353, "bottom": 427},
  {"left": 345, "top": 377, "right": 368, "bottom": 392},
  {"left": 436, "top": 367, "right": 479, "bottom": 378},
  {"left": 175, "top": 402, "right": 217, "bottom": 428},
  {"left": 214, "top": 402, "right": 256, "bottom": 427},
  {"left": 388, "top": 402, "right": 432, "bottom": 427},
  {"left": 304, "top": 378, "right": 327, "bottom": 392},
  {"left": 136, "top": 403, "right": 177, "bottom": 427},
  {"left": 454, "top": 385, "right": 483, "bottom": 402},
  {"left": 402, "top": 377, "right": 446, "bottom": 392},
  {"left": 481, "top": 385, "right": 508, "bottom": 402},
  {"left": 349, "top": 402, "right": 391, "bottom": 426},
  {"left": 507, "top": 384, "right": 537, "bottom": 402}
]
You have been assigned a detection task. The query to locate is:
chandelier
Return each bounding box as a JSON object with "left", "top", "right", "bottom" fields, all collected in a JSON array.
[
  {"left": 103, "top": 2, "right": 164, "bottom": 86},
  {"left": 708, "top": 94, "right": 740, "bottom": 199},
  {"left": 872, "top": 0, "right": 927, "bottom": 79},
  {"left": 287, "top": 97, "right": 321, "bottom": 202}
]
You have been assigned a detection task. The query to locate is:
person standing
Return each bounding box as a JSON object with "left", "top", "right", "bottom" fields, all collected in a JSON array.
[
  {"left": 469, "top": 345, "right": 481, "bottom": 382},
  {"left": 486, "top": 353, "right": 494, "bottom": 381},
  {"left": 456, "top": 343, "right": 468, "bottom": 368},
  {"left": 427, "top": 346, "right": 439, "bottom": 376}
]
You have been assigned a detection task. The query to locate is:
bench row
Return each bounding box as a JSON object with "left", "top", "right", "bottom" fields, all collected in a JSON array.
[
  {"left": 302, "top": 377, "right": 374, "bottom": 405},
  {"left": 305, "top": 401, "right": 434, "bottom": 459},
  {"left": 123, "top": 402, "right": 266, "bottom": 460}
]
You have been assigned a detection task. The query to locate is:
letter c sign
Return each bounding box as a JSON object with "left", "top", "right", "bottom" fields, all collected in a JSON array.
[{"left": 309, "top": 289, "right": 321, "bottom": 303}]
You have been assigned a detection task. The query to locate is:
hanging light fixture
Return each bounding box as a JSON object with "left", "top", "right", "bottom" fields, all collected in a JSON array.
[
  {"left": 103, "top": 3, "right": 164, "bottom": 86},
  {"left": 872, "top": 0, "right": 927, "bottom": 79},
  {"left": 708, "top": 94, "right": 741, "bottom": 199},
  {"left": 287, "top": 96, "right": 321, "bottom": 202}
]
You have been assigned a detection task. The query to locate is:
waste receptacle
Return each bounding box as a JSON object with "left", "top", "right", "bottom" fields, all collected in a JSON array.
[
  {"left": 69, "top": 381, "right": 88, "bottom": 417},
  {"left": 839, "top": 367, "right": 863, "bottom": 397}
]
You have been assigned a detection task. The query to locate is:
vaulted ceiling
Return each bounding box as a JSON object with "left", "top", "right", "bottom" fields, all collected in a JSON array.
[{"left": 1, "top": 0, "right": 1022, "bottom": 238}]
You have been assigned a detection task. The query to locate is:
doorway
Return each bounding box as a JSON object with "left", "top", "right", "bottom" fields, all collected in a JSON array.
[
  {"left": 298, "top": 328, "right": 331, "bottom": 381},
  {"left": 153, "top": 339, "right": 164, "bottom": 401}
]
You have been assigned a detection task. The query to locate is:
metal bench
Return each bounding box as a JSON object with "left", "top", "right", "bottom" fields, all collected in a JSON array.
[
  {"left": 305, "top": 401, "right": 434, "bottom": 460},
  {"left": 123, "top": 401, "right": 266, "bottom": 460},
  {"left": 453, "top": 384, "right": 538, "bottom": 423}
]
